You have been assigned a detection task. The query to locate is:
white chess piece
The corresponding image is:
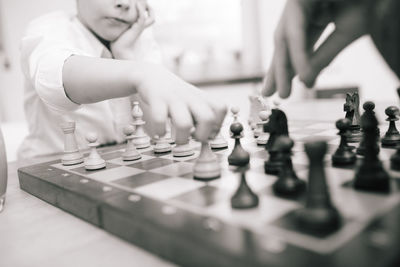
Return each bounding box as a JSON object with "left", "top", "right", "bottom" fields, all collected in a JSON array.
[
  {"left": 153, "top": 135, "right": 172, "bottom": 153},
  {"left": 231, "top": 106, "right": 240, "bottom": 123},
  {"left": 60, "top": 121, "right": 84, "bottom": 166},
  {"left": 256, "top": 110, "right": 270, "bottom": 145},
  {"left": 122, "top": 125, "right": 141, "bottom": 161},
  {"left": 193, "top": 141, "right": 220, "bottom": 180},
  {"left": 84, "top": 132, "right": 106, "bottom": 170},
  {"left": 131, "top": 101, "right": 151, "bottom": 149},
  {"left": 210, "top": 132, "right": 228, "bottom": 149}
]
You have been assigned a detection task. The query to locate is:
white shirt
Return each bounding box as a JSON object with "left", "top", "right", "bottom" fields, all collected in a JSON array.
[{"left": 18, "top": 11, "right": 162, "bottom": 160}]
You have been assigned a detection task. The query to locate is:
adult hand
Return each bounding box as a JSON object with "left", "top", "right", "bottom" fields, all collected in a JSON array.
[{"left": 262, "top": 0, "right": 370, "bottom": 98}]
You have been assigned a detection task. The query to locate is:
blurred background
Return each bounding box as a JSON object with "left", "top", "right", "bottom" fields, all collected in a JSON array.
[{"left": 0, "top": 0, "right": 399, "bottom": 161}]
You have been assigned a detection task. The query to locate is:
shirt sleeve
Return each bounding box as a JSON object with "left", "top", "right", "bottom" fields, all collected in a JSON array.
[{"left": 20, "top": 25, "right": 89, "bottom": 113}]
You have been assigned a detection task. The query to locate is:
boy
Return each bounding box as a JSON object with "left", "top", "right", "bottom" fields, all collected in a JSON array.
[{"left": 18, "top": 0, "right": 226, "bottom": 159}]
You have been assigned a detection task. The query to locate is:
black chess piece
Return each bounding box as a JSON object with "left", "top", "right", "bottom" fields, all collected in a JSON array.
[
  {"left": 272, "top": 136, "right": 306, "bottom": 197},
  {"left": 296, "top": 141, "right": 341, "bottom": 233},
  {"left": 357, "top": 101, "right": 380, "bottom": 155},
  {"left": 344, "top": 92, "right": 362, "bottom": 143},
  {"left": 228, "top": 121, "right": 250, "bottom": 166},
  {"left": 381, "top": 106, "right": 400, "bottom": 147},
  {"left": 354, "top": 108, "right": 390, "bottom": 193},
  {"left": 390, "top": 145, "right": 400, "bottom": 171},
  {"left": 231, "top": 166, "right": 259, "bottom": 209},
  {"left": 264, "top": 109, "right": 289, "bottom": 174},
  {"left": 332, "top": 118, "right": 357, "bottom": 166}
]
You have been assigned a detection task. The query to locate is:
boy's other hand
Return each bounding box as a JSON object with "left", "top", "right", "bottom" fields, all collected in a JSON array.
[
  {"left": 262, "top": 0, "right": 369, "bottom": 99},
  {"left": 111, "top": 1, "right": 155, "bottom": 59},
  {"left": 136, "top": 65, "right": 227, "bottom": 144}
]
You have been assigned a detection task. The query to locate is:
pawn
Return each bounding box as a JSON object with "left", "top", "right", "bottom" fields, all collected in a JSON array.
[
  {"left": 210, "top": 132, "right": 228, "bottom": 149},
  {"left": 231, "top": 106, "right": 240, "bottom": 123},
  {"left": 122, "top": 125, "right": 141, "bottom": 161},
  {"left": 272, "top": 136, "right": 306, "bottom": 197},
  {"left": 332, "top": 118, "right": 356, "bottom": 166},
  {"left": 381, "top": 106, "right": 400, "bottom": 147},
  {"left": 153, "top": 135, "right": 172, "bottom": 153},
  {"left": 256, "top": 110, "right": 270, "bottom": 145},
  {"left": 173, "top": 141, "right": 194, "bottom": 157},
  {"left": 228, "top": 121, "right": 250, "bottom": 166},
  {"left": 84, "top": 132, "right": 106, "bottom": 170},
  {"left": 357, "top": 101, "right": 380, "bottom": 155},
  {"left": 193, "top": 141, "right": 220, "bottom": 181},
  {"left": 296, "top": 141, "right": 341, "bottom": 233},
  {"left": 231, "top": 166, "right": 259, "bottom": 209}
]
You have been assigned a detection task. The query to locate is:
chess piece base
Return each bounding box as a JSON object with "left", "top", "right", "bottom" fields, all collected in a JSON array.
[
  {"left": 62, "top": 151, "right": 84, "bottom": 166},
  {"left": 296, "top": 207, "right": 341, "bottom": 232},
  {"left": 273, "top": 177, "right": 306, "bottom": 197},
  {"left": 84, "top": 158, "right": 106, "bottom": 170}
]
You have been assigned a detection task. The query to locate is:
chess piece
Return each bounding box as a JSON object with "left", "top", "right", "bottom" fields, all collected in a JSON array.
[
  {"left": 231, "top": 106, "right": 240, "bottom": 124},
  {"left": 131, "top": 101, "right": 151, "bottom": 149},
  {"left": 60, "top": 122, "right": 84, "bottom": 166},
  {"left": 153, "top": 135, "right": 172, "bottom": 153},
  {"left": 356, "top": 101, "right": 380, "bottom": 155},
  {"left": 344, "top": 92, "right": 362, "bottom": 143},
  {"left": 193, "top": 141, "right": 220, "bottom": 180},
  {"left": 122, "top": 125, "right": 141, "bottom": 161},
  {"left": 165, "top": 120, "right": 176, "bottom": 144},
  {"left": 272, "top": 136, "right": 306, "bottom": 197},
  {"left": 256, "top": 110, "right": 269, "bottom": 145},
  {"left": 381, "top": 106, "right": 400, "bottom": 147},
  {"left": 231, "top": 166, "right": 259, "bottom": 209},
  {"left": 264, "top": 108, "right": 289, "bottom": 175},
  {"left": 354, "top": 108, "right": 390, "bottom": 193},
  {"left": 331, "top": 118, "right": 356, "bottom": 166},
  {"left": 296, "top": 141, "right": 341, "bottom": 233},
  {"left": 210, "top": 131, "right": 228, "bottom": 149},
  {"left": 173, "top": 140, "right": 194, "bottom": 157},
  {"left": 248, "top": 94, "right": 268, "bottom": 131},
  {"left": 390, "top": 146, "right": 400, "bottom": 171},
  {"left": 84, "top": 132, "right": 106, "bottom": 170},
  {"left": 228, "top": 121, "right": 250, "bottom": 166}
]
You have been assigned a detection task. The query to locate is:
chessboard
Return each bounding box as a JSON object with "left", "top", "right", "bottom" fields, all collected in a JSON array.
[{"left": 18, "top": 119, "right": 400, "bottom": 267}]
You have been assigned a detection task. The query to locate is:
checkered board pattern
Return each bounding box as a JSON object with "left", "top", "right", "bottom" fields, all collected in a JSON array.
[{"left": 18, "top": 120, "right": 400, "bottom": 267}]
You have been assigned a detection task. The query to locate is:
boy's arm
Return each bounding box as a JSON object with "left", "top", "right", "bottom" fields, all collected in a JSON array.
[{"left": 63, "top": 55, "right": 227, "bottom": 143}]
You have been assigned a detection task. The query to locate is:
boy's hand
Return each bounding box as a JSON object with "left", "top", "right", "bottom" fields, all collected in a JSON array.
[
  {"left": 136, "top": 65, "right": 227, "bottom": 144},
  {"left": 262, "top": 0, "right": 369, "bottom": 99},
  {"left": 111, "top": 1, "right": 155, "bottom": 59}
]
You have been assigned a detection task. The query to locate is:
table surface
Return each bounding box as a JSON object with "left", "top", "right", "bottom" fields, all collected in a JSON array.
[{"left": 0, "top": 84, "right": 395, "bottom": 267}]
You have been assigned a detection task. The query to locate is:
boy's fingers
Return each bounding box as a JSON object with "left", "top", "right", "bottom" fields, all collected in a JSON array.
[
  {"left": 189, "top": 102, "right": 216, "bottom": 142},
  {"left": 168, "top": 101, "right": 193, "bottom": 144},
  {"left": 148, "top": 98, "right": 168, "bottom": 137}
]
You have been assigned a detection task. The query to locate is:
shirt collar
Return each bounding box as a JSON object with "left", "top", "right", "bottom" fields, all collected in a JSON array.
[{"left": 72, "top": 16, "right": 112, "bottom": 58}]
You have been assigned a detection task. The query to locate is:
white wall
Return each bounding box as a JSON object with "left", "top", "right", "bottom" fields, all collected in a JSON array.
[{"left": 0, "top": 0, "right": 76, "bottom": 123}]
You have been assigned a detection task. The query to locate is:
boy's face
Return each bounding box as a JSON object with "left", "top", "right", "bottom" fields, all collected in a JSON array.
[{"left": 77, "top": 0, "right": 141, "bottom": 42}]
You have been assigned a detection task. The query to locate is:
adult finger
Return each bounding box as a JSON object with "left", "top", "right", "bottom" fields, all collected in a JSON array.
[
  {"left": 274, "top": 39, "right": 294, "bottom": 99},
  {"left": 148, "top": 97, "right": 168, "bottom": 137},
  {"left": 261, "top": 59, "right": 276, "bottom": 97}
]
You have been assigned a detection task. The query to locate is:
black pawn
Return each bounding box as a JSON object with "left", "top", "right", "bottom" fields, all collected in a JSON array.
[
  {"left": 231, "top": 166, "right": 259, "bottom": 209},
  {"left": 228, "top": 122, "right": 250, "bottom": 166},
  {"left": 272, "top": 136, "right": 306, "bottom": 197},
  {"left": 354, "top": 108, "right": 390, "bottom": 193},
  {"left": 296, "top": 141, "right": 341, "bottom": 233},
  {"left": 332, "top": 118, "right": 356, "bottom": 166},
  {"left": 381, "top": 106, "right": 400, "bottom": 147},
  {"left": 357, "top": 101, "right": 380, "bottom": 155}
]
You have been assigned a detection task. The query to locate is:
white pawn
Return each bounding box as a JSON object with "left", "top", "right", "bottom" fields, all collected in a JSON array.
[
  {"left": 256, "top": 110, "right": 270, "bottom": 145},
  {"left": 165, "top": 120, "right": 176, "bottom": 144},
  {"left": 84, "top": 132, "right": 106, "bottom": 170},
  {"left": 153, "top": 135, "right": 172, "bottom": 153},
  {"left": 131, "top": 101, "right": 151, "bottom": 149},
  {"left": 193, "top": 141, "right": 220, "bottom": 180},
  {"left": 173, "top": 137, "right": 194, "bottom": 157},
  {"left": 210, "top": 131, "right": 228, "bottom": 149},
  {"left": 122, "top": 125, "right": 141, "bottom": 161},
  {"left": 60, "top": 121, "right": 84, "bottom": 166},
  {"left": 231, "top": 106, "right": 240, "bottom": 123}
]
